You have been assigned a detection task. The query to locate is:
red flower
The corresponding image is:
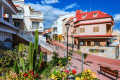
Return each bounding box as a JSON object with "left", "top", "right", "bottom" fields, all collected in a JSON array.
[
  {"left": 35, "top": 73, "right": 38, "bottom": 77},
  {"left": 72, "top": 70, "right": 77, "bottom": 74},
  {"left": 23, "top": 73, "right": 28, "bottom": 77},
  {"left": 32, "top": 75, "right": 36, "bottom": 78},
  {"left": 66, "top": 70, "right": 69, "bottom": 73},
  {"left": 63, "top": 70, "right": 66, "bottom": 73},
  {"left": 29, "top": 70, "right": 33, "bottom": 73},
  {"left": 31, "top": 72, "right": 34, "bottom": 75}
]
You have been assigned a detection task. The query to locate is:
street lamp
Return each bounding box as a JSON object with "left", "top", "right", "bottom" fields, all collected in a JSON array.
[
  {"left": 65, "top": 23, "right": 70, "bottom": 62},
  {"left": 71, "top": 32, "right": 74, "bottom": 51}
]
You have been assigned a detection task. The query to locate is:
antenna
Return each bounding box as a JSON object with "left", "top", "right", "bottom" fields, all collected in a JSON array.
[{"left": 90, "top": 4, "right": 91, "bottom": 12}]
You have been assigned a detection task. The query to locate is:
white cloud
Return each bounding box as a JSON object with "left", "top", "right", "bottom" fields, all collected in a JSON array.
[
  {"left": 41, "top": 0, "right": 59, "bottom": 4},
  {"left": 26, "top": 3, "right": 75, "bottom": 28},
  {"left": 114, "top": 13, "right": 120, "bottom": 23},
  {"left": 64, "top": 3, "right": 79, "bottom": 10}
]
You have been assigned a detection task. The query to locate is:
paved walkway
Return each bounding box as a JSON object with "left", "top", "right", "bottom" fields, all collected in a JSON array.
[{"left": 52, "top": 41, "right": 120, "bottom": 80}]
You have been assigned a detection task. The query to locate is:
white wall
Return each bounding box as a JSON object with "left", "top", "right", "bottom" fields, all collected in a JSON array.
[{"left": 52, "top": 14, "right": 75, "bottom": 35}]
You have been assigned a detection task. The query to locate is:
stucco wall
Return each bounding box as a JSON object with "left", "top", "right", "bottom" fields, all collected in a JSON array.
[
  {"left": 80, "top": 46, "right": 118, "bottom": 59},
  {"left": 74, "top": 23, "right": 107, "bottom": 35}
]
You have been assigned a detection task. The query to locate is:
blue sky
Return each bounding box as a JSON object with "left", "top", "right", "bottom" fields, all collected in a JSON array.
[{"left": 25, "top": 0, "right": 120, "bottom": 30}]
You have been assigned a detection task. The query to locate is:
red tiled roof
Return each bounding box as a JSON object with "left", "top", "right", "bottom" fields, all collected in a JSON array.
[
  {"left": 43, "top": 29, "right": 52, "bottom": 34},
  {"left": 48, "top": 29, "right": 52, "bottom": 32},
  {"left": 74, "top": 35, "right": 113, "bottom": 38},
  {"left": 15, "top": 5, "right": 23, "bottom": 8},
  {"left": 62, "top": 18, "right": 66, "bottom": 21},
  {"left": 74, "top": 21, "right": 114, "bottom": 27},
  {"left": 75, "top": 10, "right": 112, "bottom": 22},
  {"left": 67, "top": 17, "right": 75, "bottom": 22}
]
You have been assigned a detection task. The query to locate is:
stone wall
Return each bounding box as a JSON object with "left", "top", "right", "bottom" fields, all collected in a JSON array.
[{"left": 80, "top": 46, "right": 118, "bottom": 59}]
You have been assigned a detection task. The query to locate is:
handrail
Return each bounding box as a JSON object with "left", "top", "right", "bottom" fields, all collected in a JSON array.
[
  {"left": 17, "top": 30, "right": 34, "bottom": 42},
  {"left": 39, "top": 39, "right": 55, "bottom": 52}
]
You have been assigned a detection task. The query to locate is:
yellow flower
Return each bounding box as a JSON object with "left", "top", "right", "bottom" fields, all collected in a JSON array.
[
  {"left": 91, "top": 72, "right": 97, "bottom": 78},
  {"left": 62, "top": 66, "right": 64, "bottom": 69},
  {"left": 86, "top": 69, "right": 91, "bottom": 74},
  {"left": 81, "top": 76, "right": 84, "bottom": 80},
  {"left": 76, "top": 77, "right": 81, "bottom": 80},
  {"left": 68, "top": 57, "right": 71, "bottom": 61},
  {"left": 50, "top": 74, "right": 55, "bottom": 79}
]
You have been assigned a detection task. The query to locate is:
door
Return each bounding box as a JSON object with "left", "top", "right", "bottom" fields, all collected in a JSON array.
[{"left": 87, "top": 41, "right": 91, "bottom": 46}]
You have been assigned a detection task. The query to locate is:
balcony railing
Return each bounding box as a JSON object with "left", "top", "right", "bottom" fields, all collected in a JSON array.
[{"left": 17, "top": 30, "right": 34, "bottom": 42}]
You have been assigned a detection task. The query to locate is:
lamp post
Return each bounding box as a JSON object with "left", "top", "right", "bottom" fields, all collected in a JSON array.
[
  {"left": 71, "top": 32, "right": 74, "bottom": 51},
  {"left": 65, "top": 23, "right": 70, "bottom": 62}
]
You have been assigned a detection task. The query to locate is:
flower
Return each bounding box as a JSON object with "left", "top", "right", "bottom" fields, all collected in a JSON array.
[
  {"left": 66, "top": 70, "right": 69, "bottom": 73},
  {"left": 23, "top": 73, "right": 28, "bottom": 77},
  {"left": 68, "top": 57, "right": 71, "bottom": 61},
  {"left": 35, "top": 73, "right": 38, "bottom": 77},
  {"left": 72, "top": 70, "right": 77, "bottom": 74},
  {"left": 86, "top": 69, "right": 91, "bottom": 74},
  {"left": 31, "top": 72, "right": 34, "bottom": 75},
  {"left": 76, "top": 77, "right": 81, "bottom": 80},
  {"left": 91, "top": 72, "right": 97, "bottom": 78},
  {"left": 29, "top": 70, "right": 33, "bottom": 73},
  {"left": 50, "top": 74, "right": 56, "bottom": 79}
]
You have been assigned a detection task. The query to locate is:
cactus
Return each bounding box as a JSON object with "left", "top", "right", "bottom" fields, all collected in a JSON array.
[
  {"left": 29, "top": 42, "right": 33, "bottom": 71},
  {"left": 20, "top": 57, "right": 25, "bottom": 72},
  {"left": 33, "top": 30, "right": 38, "bottom": 71},
  {"left": 14, "top": 61, "right": 19, "bottom": 75},
  {"left": 38, "top": 52, "right": 42, "bottom": 68}
]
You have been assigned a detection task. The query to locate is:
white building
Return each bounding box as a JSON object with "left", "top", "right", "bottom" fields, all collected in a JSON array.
[
  {"left": 24, "top": 5, "right": 44, "bottom": 37},
  {"left": 12, "top": 0, "right": 24, "bottom": 30},
  {"left": 52, "top": 14, "right": 74, "bottom": 35},
  {"left": 52, "top": 14, "right": 75, "bottom": 42},
  {"left": 12, "top": 0, "right": 44, "bottom": 38}
]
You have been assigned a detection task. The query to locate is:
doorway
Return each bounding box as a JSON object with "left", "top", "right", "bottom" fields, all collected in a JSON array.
[{"left": 87, "top": 41, "right": 91, "bottom": 46}]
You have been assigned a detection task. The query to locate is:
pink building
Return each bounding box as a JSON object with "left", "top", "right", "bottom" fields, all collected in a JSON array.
[{"left": 73, "top": 10, "right": 115, "bottom": 49}]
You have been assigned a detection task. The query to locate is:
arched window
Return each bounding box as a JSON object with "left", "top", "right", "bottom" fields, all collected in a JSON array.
[{"left": 3, "top": 38, "right": 12, "bottom": 48}]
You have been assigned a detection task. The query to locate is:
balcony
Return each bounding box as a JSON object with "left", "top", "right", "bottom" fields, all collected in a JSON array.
[
  {"left": 0, "top": 18, "right": 18, "bottom": 30},
  {"left": 12, "top": 13, "right": 24, "bottom": 19},
  {"left": 30, "top": 11, "right": 43, "bottom": 19}
]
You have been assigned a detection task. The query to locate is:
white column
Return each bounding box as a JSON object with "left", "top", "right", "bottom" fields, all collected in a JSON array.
[
  {"left": 9, "top": 14, "right": 12, "bottom": 24},
  {"left": 0, "top": 5, "right": 4, "bottom": 19}
]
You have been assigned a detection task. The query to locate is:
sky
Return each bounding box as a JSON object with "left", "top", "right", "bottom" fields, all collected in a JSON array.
[{"left": 25, "top": 0, "right": 120, "bottom": 30}]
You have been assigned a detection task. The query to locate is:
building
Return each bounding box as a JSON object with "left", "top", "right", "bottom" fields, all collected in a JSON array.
[
  {"left": 52, "top": 14, "right": 75, "bottom": 42},
  {"left": 73, "top": 10, "right": 115, "bottom": 49},
  {"left": 24, "top": 5, "right": 44, "bottom": 38},
  {"left": 0, "top": 0, "right": 18, "bottom": 48},
  {"left": 12, "top": 0, "right": 24, "bottom": 31},
  {"left": 43, "top": 28, "right": 52, "bottom": 40},
  {"left": 62, "top": 16, "right": 75, "bottom": 46},
  {"left": 111, "top": 30, "right": 120, "bottom": 46}
]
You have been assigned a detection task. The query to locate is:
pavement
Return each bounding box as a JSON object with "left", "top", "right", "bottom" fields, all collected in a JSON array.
[{"left": 52, "top": 41, "right": 120, "bottom": 80}]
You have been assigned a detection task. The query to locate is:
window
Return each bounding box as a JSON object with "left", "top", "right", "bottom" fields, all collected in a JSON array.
[
  {"left": 80, "top": 41, "right": 85, "bottom": 46},
  {"left": 14, "top": 21, "right": 21, "bottom": 28},
  {"left": 93, "top": 27, "right": 99, "bottom": 32},
  {"left": 82, "top": 14, "right": 87, "bottom": 19},
  {"left": 94, "top": 41, "right": 100, "bottom": 46},
  {"left": 73, "top": 29, "right": 76, "bottom": 34},
  {"left": 32, "top": 21, "right": 39, "bottom": 29},
  {"left": 93, "top": 13, "right": 98, "bottom": 17},
  {"left": 74, "top": 41, "right": 76, "bottom": 45},
  {"left": 80, "top": 28, "right": 85, "bottom": 33}
]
